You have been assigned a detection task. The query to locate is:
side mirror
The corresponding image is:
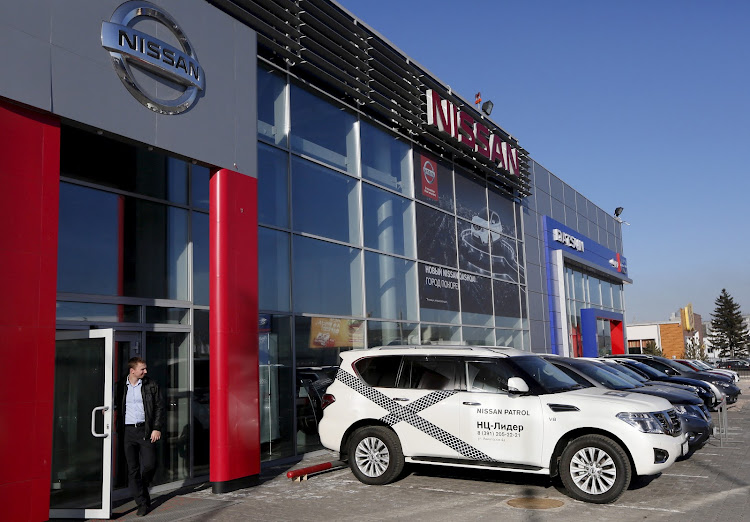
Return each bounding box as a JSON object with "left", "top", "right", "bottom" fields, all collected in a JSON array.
[{"left": 507, "top": 377, "right": 529, "bottom": 394}]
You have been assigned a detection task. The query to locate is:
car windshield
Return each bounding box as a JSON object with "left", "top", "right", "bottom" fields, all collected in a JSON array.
[
  {"left": 570, "top": 362, "right": 635, "bottom": 390},
  {"left": 665, "top": 359, "right": 695, "bottom": 373},
  {"left": 600, "top": 363, "right": 647, "bottom": 385},
  {"left": 511, "top": 356, "right": 583, "bottom": 393},
  {"left": 624, "top": 360, "right": 664, "bottom": 379}
]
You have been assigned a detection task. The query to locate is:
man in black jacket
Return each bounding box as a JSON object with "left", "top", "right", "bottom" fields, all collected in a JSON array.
[{"left": 118, "top": 357, "right": 165, "bottom": 516}]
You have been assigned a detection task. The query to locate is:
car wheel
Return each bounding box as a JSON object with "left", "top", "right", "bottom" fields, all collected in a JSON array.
[
  {"left": 348, "top": 426, "right": 404, "bottom": 485},
  {"left": 560, "top": 434, "right": 631, "bottom": 504}
]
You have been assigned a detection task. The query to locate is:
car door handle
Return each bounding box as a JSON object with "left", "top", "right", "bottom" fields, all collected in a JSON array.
[
  {"left": 463, "top": 402, "right": 481, "bottom": 406},
  {"left": 393, "top": 397, "right": 409, "bottom": 401}
]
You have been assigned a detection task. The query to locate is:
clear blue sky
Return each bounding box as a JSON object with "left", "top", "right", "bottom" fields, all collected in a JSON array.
[{"left": 337, "top": 0, "right": 750, "bottom": 323}]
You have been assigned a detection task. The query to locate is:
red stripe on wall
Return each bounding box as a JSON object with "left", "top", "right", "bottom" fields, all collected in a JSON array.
[
  {"left": 209, "top": 168, "right": 260, "bottom": 488},
  {"left": 0, "top": 100, "right": 60, "bottom": 521}
]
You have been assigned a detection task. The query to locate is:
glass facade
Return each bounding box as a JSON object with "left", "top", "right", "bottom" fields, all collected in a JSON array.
[
  {"left": 57, "top": 126, "right": 210, "bottom": 489},
  {"left": 257, "top": 62, "right": 530, "bottom": 460},
  {"left": 563, "top": 265, "right": 625, "bottom": 357}
]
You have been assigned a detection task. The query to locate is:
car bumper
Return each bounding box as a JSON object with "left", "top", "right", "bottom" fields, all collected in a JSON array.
[
  {"left": 629, "top": 433, "right": 687, "bottom": 475},
  {"left": 680, "top": 415, "right": 711, "bottom": 448}
]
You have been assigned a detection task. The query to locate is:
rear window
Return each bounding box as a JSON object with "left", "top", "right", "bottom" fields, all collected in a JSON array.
[{"left": 354, "top": 356, "right": 402, "bottom": 388}]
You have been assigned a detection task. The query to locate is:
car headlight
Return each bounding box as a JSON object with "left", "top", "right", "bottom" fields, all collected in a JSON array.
[
  {"left": 616, "top": 412, "right": 665, "bottom": 434},
  {"left": 674, "top": 405, "right": 704, "bottom": 419},
  {"left": 716, "top": 381, "right": 731, "bottom": 389}
]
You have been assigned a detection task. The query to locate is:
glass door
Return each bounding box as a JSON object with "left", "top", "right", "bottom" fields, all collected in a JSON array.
[{"left": 50, "top": 329, "right": 114, "bottom": 520}]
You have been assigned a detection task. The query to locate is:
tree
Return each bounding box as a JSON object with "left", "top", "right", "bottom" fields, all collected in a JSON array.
[
  {"left": 708, "top": 289, "right": 750, "bottom": 358},
  {"left": 684, "top": 337, "right": 706, "bottom": 360},
  {"left": 642, "top": 340, "right": 662, "bottom": 357}
]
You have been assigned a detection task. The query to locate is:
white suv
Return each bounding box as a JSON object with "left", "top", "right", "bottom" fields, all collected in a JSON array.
[{"left": 318, "top": 346, "right": 689, "bottom": 504}]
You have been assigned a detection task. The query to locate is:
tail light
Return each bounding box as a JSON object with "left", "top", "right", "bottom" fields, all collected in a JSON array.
[{"left": 321, "top": 393, "right": 336, "bottom": 410}]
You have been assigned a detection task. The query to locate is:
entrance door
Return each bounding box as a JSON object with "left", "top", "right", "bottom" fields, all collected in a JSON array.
[{"left": 50, "top": 329, "right": 114, "bottom": 520}]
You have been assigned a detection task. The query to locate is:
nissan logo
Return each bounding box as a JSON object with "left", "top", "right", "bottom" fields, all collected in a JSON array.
[
  {"left": 101, "top": 1, "right": 205, "bottom": 114},
  {"left": 423, "top": 160, "right": 436, "bottom": 184}
]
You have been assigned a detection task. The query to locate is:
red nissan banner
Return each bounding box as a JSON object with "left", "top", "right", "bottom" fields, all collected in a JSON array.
[{"left": 420, "top": 154, "right": 439, "bottom": 201}]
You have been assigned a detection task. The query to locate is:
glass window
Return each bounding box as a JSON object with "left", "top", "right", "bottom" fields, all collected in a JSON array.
[
  {"left": 361, "top": 121, "right": 412, "bottom": 195},
  {"left": 259, "top": 228, "right": 290, "bottom": 312},
  {"left": 291, "top": 157, "right": 360, "bottom": 244},
  {"left": 61, "top": 126, "right": 188, "bottom": 204},
  {"left": 398, "top": 357, "right": 460, "bottom": 390},
  {"left": 457, "top": 218, "right": 491, "bottom": 275},
  {"left": 290, "top": 83, "right": 356, "bottom": 173},
  {"left": 366, "top": 321, "right": 420, "bottom": 347},
  {"left": 494, "top": 280, "right": 521, "bottom": 328},
  {"left": 58, "top": 184, "right": 189, "bottom": 300},
  {"left": 601, "top": 280, "right": 613, "bottom": 309},
  {"left": 193, "top": 310, "right": 210, "bottom": 474},
  {"left": 461, "top": 273, "right": 493, "bottom": 326},
  {"left": 454, "top": 169, "right": 487, "bottom": 222},
  {"left": 463, "top": 327, "right": 495, "bottom": 346},
  {"left": 292, "top": 236, "right": 363, "bottom": 316},
  {"left": 588, "top": 275, "right": 602, "bottom": 306},
  {"left": 466, "top": 360, "right": 514, "bottom": 392},
  {"left": 416, "top": 204, "right": 456, "bottom": 267},
  {"left": 612, "top": 284, "right": 623, "bottom": 310},
  {"left": 573, "top": 270, "right": 585, "bottom": 302},
  {"left": 491, "top": 234, "right": 520, "bottom": 283},
  {"left": 496, "top": 329, "right": 524, "bottom": 349},
  {"left": 364, "top": 252, "right": 418, "bottom": 321},
  {"left": 413, "top": 149, "right": 453, "bottom": 212},
  {"left": 58, "top": 183, "right": 119, "bottom": 295},
  {"left": 191, "top": 165, "right": 210, "bottom": 210},
  {"left": 487, "top": 184, "right": 516, "bottom": 237},
  {"left": 259, "top": 314, "right": 294, "bottom": 462},
  {"left": 192, "top": 211, "right": 209, "bottom": 306},
  {"left": 362, "top": 184, "right": 415, "bottom": 257},
  {"left": 354, "top": 356, "right": 403, "bottom": 388},
  {"left": 418, "top": 263, "right": 460, "bottom": 324},
  {"left": 147, "top": 332, "right": 190, "bottom": 485},
  {"left": 56, "top": 302, "right": 140, "bottom": 323},
  {"left": 258, "top": 65, "right": 288, "bottom": 146},
  {"left": 258, "top": 143, "right": 289, "bottom": 228},
  {"left": 145, "top": 307, "right": 188, "bottom": 324},
  {"left": 420, "top": 323, "right": 461, "bottom": 344}
]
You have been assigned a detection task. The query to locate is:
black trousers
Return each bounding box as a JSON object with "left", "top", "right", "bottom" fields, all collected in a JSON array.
[{"left": 124, "top": 425, "right": 157, "bottom": 507}]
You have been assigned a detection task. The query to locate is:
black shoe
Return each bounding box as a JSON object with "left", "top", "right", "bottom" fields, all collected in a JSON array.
[{"left": 136, "top": 504, "right": 150, "bottom": 516}]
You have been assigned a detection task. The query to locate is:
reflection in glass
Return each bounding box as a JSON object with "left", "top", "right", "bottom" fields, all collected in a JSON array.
[
  {"left": 259, "top": 314, "right": 294, "bottom": 462},
  {"left": 421, "top": 323, "right": 461, "bottom": 344},
  {"left": 290, "top": 83, "right": 356, "bottom": 173},
  {"left": 454, "top": 169, "right": 487, "bottom": 222},
  {"left": 56, "top": 302, "right": 140, "bottom": 323},
  {"left": 50, "top": 338, "right": 106, "bottom": 509},
  {"left": 192, "top": 212, "right": 209, "bottom": 306},
  {"left": 364, "top": 252, "right": 417, "bottom": 321},
  {"left": 191, "top": 165, "right": 210, "bottom": 210},
  {"left": 463, "top": 327, "right": 495, "bottom": 346},
  {"left": 292, "top": 236, "right": 362, "bottom": 317},
  {"left": 362, "top": 184, "right": 415, "bottom": 258},
  {"left": 496, "top": 329, "right": 523, "bottom": 349},
  {"left": 366, "top": 321, "right": 420, "bottom": 347},
  {"left": 291, "top": 157, "right": 360, "bottom": 244},
  {"left": 147, "top": 332, "right": 190, "bottom": 484},
  {"left": 259, "top": 228, "right": 291, "bottom": 312},
  {"left": 494, "top": 280, "right": 522, "bottom": 328},
  {"left": 416, "top": 204, "right": 456, "bottom": 267},
  {"left": 145, "top": 307, "right": 189, "bottom": 324},
  {"left": 361, "top": 121, "right": 412, "bottom": 195},
  {"left": 193, "top": 310, "right": 210, "bottom": 475},
  {"left": 295, "top": 316, "right": 363, "bottom": 453},
  {"left": 258, "top": 65, "right": 288, "bottom": 146},
  {"left": 601, "top": 280, "right": 613, "bottom": 309},
  {"left": 258, "top": 143, "right": 289, "bottom": 228}
]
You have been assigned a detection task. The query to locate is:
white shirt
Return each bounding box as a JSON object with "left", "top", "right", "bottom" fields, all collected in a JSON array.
[{"left": 125, "top": 378, "right": 146, "bottom": 424}]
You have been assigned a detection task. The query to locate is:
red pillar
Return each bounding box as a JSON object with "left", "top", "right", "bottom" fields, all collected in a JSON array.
[
  {"left": 209, "top": 168, "right": 260, "bottom": 492},
  {"left": 0, "top": 101, "right": 60, "bottom": 521},
  {"left": 611, "top": 320, "right": 625, "bottom": 355}
]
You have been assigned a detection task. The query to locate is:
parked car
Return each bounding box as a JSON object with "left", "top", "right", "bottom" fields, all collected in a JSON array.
[
  {"left": 543, "top": 357, "right": 711, "bottom": 449},
  {"left": 606, "top": 358, "right": 720, "bottom": 410},
  {"left": 606, "top": 355, "right": 740, "bottom": 405},
  {"left": 677, "top": 359, "right": 739, "bottom": 383},
  {"left": 319, "top": 346, "right": 688, "bottom": 504},
  {"left": 716, "top": 359, "right": 750, "bottom": 371}
]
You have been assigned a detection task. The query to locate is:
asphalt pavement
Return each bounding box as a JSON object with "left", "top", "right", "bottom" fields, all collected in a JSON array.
[{"left": 94, "top": 379, "right": 750, "bottom": 522}]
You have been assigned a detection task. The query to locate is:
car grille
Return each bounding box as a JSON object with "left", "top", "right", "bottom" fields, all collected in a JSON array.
[{"left": 653, "top": 409, "right": 682, "bottom": 436}]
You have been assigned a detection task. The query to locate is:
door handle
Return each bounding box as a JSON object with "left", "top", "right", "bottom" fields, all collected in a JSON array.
[
  {"left": 91, "top": 406, "right": 110, "bottom": 438},
  {"left": 393, "top": 398, "right": 409, "bottom": 401},
  {"left": 463, "top": 402, "right": 481, "bottom": 406}
]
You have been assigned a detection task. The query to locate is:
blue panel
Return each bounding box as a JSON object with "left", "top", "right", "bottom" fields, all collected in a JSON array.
[{"left": 580, "top": 308, "right": 624, "bottom": 358}]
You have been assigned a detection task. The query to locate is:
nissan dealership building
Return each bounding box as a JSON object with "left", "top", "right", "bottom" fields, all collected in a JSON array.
[{"left": 0, "top": 0, "right": 630, "bottom": 519}]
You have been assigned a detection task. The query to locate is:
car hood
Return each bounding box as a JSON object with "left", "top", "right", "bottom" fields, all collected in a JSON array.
[
  {"left": 553, "top": 386, "right": 673, "bottom": 412},
  {"left": 626, "top": 385, "right": 702, "bottom": 405}
]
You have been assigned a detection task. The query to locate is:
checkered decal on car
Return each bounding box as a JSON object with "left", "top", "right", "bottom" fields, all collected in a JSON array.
[{"left": 336, "top": 369, "right": 493, "bottom": 461}]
